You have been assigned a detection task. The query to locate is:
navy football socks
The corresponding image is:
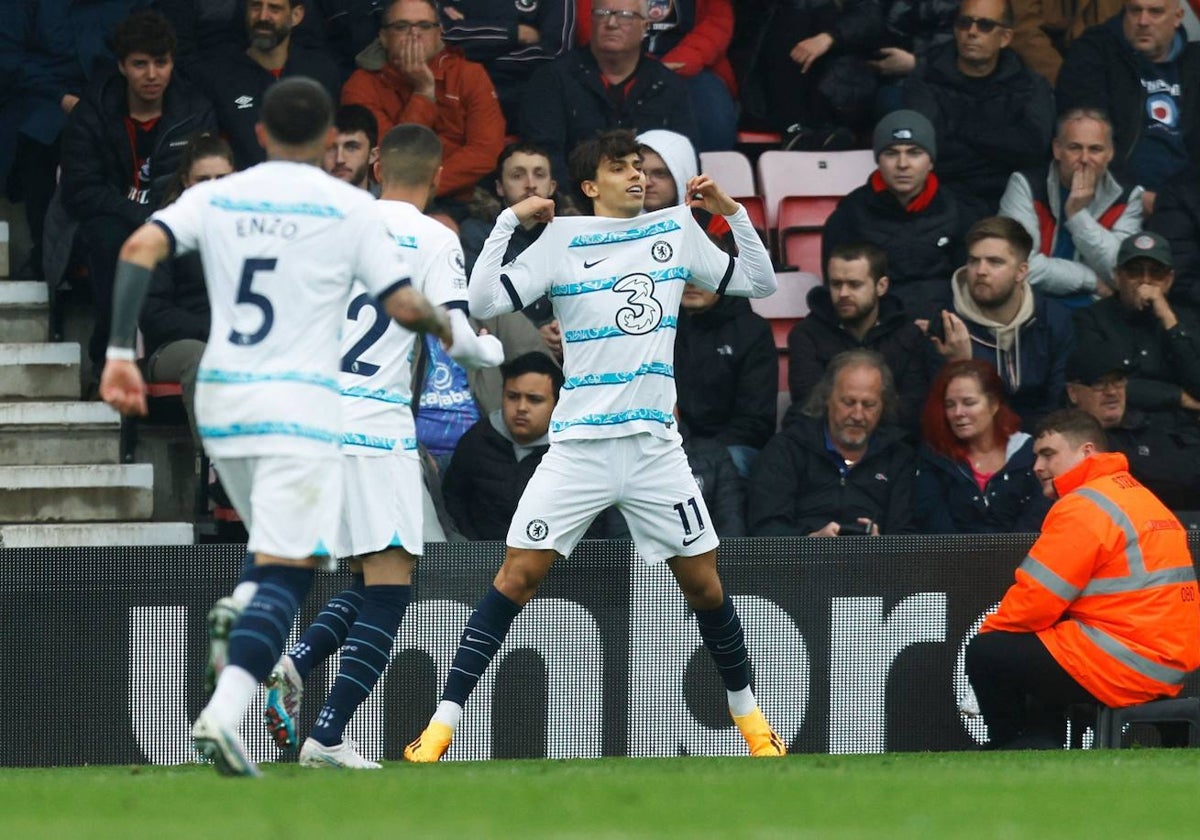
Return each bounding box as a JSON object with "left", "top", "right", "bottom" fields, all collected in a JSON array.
[
  {"left": 311, "top": 584, "right": 410, "bottom": 747},
  {"left": 441, "top": 585, "right": 523, "bottom": 707},
  {"left": 696, "top": 595, "right": 752, "bottom": 692},
  {"left": 289, "top": 574, "right": 366, "bottom": 679},
  {"left": 227, "top": 565, "right": 314, "bottom": 682}
]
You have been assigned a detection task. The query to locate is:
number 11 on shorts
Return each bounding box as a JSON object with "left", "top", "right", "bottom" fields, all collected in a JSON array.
[{"left": 673, "top": 496, "right": 706, "bottom": 537}]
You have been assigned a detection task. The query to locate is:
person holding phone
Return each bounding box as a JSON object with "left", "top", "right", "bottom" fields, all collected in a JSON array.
[{"left": 748, "top": 349, "right": 918, "bottom": 537}]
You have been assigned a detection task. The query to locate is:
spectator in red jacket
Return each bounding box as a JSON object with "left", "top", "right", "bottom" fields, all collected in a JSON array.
[
  {"left": 342, "top": 0, "right": 505, "bottom": 217},
  {"left": 575, "top": 0, "right": 737, "bottom": 151}
]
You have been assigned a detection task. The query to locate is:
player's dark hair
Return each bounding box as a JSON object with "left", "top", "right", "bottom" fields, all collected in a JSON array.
[
  {"left": 965, "top": 216, "right": 1033, "bottom": 263},
  {"left": 802, "top": 349, "right": 898, "bottom": 424},
  {"left": 378, "top": 123, "right": 442, "bottom": 187},
  {"left": 568, "top": 129, "right": 640, "bottom": 195},
  {"left": 113, "top": 10, "right": 177, "bottom": 60},
  {"left": 1034, "top": 409, "right": 1109, "bottom": 452},
  {"left": 827, "top": 241, "right": 888, "bottom": 283},
  {"left": 335, "top": 104, "right": 379, "bottom": 148},
  {"left": 501, "top": 352, "right": 564, "bottom": 402},
  {"left": 260, "top": 77, "right": 334, "bottom": 147}
]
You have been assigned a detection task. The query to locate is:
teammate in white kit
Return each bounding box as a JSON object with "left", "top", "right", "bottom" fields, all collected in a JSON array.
[
  {"left": 100, "top": 78, "right": 454, "bottom": 777},
  {"left": 404, "top": 129, "right": 787, "bottom": 762},
  {"left": 260, "top": 124, "right": 503, "bottom": 769}
]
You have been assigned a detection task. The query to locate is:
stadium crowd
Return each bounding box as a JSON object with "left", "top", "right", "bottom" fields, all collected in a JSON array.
[{"left": 3, "top": 0, "right": 1200, "bottom": 542}]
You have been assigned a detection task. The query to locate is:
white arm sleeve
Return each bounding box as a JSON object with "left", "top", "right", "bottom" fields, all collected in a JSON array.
[
  {"left": 684, "top": 205, "right": 776, "bottom": 298},
  {"left": 467, "top": 208, "right": 552, "bottom": 318},
  {"left": 445, "top": 308, "right": 504, "bottom": 369}
]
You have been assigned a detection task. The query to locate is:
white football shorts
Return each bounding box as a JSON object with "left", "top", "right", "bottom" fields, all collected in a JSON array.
[
  {"left": 331, "top": 448, "right": 424, "bottom": 560},
  {"left": 213, "top": 453, "right": 342, "bottom": 564},
  {"left": 506, "top": 434, "right": 719, "bottom": 564}
]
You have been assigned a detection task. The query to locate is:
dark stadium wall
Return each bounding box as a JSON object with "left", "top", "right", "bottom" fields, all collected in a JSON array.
[{"left": 4, "top": 535, "right": 1200, "bottom": 767}]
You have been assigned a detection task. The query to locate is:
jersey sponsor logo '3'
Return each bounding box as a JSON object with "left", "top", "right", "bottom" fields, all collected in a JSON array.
[{"left": 612, "top": 273, "right": 663, "bottom": 336}]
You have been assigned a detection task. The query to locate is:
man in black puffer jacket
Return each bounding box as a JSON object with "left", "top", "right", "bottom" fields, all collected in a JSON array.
[
  {"left": 518, "top": 5, "right": 698, "bottom": 187},
  {"left": 674, "top": 285, "right": 778, "bottom": 478},
  {"left": 902, "top": 0, "right": 1055, "bottom": 221},
  {"left": 748, "top": 349, "right": 918, "bottom": 536},
  {"left": 442, "top": 352, "right": 563, "bottom": 540},
  {"left": 59, "top": 10, "right": 216, "bottom": 371},
  {"left": 786, "top": 241, "right": 929, "bottom": 434},
  {"left": 823, "top": 110, "right": 968, "bottom": 320}
]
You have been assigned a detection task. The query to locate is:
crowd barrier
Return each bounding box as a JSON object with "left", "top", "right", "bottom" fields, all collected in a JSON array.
[{"left": 5, "top": 535, "right": 1200, "bottom": 767}]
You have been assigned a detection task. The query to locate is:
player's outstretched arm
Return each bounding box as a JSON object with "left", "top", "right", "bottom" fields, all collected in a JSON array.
[
  {"left": 468, "top": 196, "right": 555, "bottom": 318},
  {"left": 444, "top": 309, "right": 504, "bottom": 369},
  {"left": 382, "top": 285, "right": 453, "bottom": 346},
  {"left": 99, "top": 223, "right": 173, "bottom": 417},
  {"left": 686, "top": 175, "right": 776, "bottom": 299}
]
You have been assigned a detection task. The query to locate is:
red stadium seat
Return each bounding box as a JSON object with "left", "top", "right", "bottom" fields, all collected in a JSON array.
[
  {"left": 777, "top": 195, "right": 841, "bottom": 274},
  {"left": 750, "top": 270, "right": 823, "bottom": 352}
]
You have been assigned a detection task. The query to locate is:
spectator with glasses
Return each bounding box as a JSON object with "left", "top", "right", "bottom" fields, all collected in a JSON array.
[
  {"left": 1064, "top": 345, "right": 1200, "bottom": 510},
  {"left": 902, "top": 0, "right": 1055, "bottom": 223},
  {"left": 518, "top": 0, "right": 699, "bottom": 186},
  {"left": 342, "top": 0, "right": 505, "bottom": 217},
  {"left": 1072, "top": 231, "right": 1200, "bottom": 418}
]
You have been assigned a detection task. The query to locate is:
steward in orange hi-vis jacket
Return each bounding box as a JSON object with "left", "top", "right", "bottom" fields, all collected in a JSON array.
[{"left": 966, "top": 409, "right": 1200, "bottom": 749}]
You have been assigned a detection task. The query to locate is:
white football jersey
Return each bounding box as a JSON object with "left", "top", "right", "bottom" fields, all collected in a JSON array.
[
  {"left": 469, "top": 204, "right": 774, "bottom": 443},
  {"left": 339, "top": 199, "right": 467, "bottom": 456},
  {"left": 150, "top": 161, "right": 412, "bottom": 458}
]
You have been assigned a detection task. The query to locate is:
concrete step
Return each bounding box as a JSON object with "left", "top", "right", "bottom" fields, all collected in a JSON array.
[
  {"left": 0, "top": 463, "right": 153, "bottom": 522},
  {"left": 0, "top": 281, "right": 50, "bottom": 343},
  {"left": 0, "top": 401, "right": 120, "bottom": 465},
  {"left": 0, "top": 342, "right": 81, "bottom": 400},
  {"left": 0, "top": 521, "right": 194, "bottom": 548}
]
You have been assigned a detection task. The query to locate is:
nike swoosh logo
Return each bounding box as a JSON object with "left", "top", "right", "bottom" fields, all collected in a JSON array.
[
  {"left": 583, "top": 258, "right": 608, "bottom": 268},
  {"left": 682, "top": 533, "right": 705, "bottom": 547}
]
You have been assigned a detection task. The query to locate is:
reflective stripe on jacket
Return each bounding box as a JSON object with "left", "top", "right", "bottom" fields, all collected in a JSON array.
[{"left": 982, "top": 451, "right": 1200, "bottom": 707}]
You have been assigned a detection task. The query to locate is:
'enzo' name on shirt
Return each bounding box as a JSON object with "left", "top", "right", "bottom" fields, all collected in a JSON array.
[{"left": 236, "top": 216, "right": 299, "bottom": 240}]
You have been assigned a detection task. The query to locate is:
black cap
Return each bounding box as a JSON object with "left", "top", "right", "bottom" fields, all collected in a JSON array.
[
  {"left": 1065, "top": 346, "right": 1131, "bottom": 385},
  {"left": 1116, "top": 232, "right": 1173, "bottom": 268}
]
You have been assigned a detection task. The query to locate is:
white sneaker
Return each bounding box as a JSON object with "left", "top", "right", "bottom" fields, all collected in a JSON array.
[
  {"left": 192, "top": 710, "right": 260, "bottom": 777},
  {"left": 264, "top": 655, "right": 304, "bottom": 750},
  {"left": 205, "top": 597, "right": 241, "bottom": 698},
  {"left": 298, "top": 737, "right": 381, "bottom": 770}
]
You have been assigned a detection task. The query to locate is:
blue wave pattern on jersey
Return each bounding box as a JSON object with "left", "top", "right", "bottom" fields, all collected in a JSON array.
[
  {"left": 562, "top": 361, "right": 675, "bottom": 390},
  {"left": 208, "top": 196, "right": 346, "bottom": 217},
  {"left": 564, "top": 316, "right": 678, "bottom": 343},
  {"left": 551, "top": 266, "right": 691, "bottom": 298},
  {"left": 391, "top": 234, "right": 418, "bottom": 249},
  {"left": 341, "top": 432, "right": 395, "bottom": 449},
  {"left": 340, "top": 433, "right": 420, "bottom": 451},
  {"left": 340, "top": 385, "right": 412, "bottom": 405},
  {"left": 197, "top": 369, "right": 340, "bottom": 391},
  {"left": 550, "top": 408, "right": 674, "bottom": 432},
  {"left": 199, "top": 422, "right": 340, "bottom": 443},
  {"left": 567, "top": 218, "right": 681, "bottom": 247}
]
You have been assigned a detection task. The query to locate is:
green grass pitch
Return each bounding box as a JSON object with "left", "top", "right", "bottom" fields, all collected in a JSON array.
[{"left": 4, "top": 751, "right": 1198, "bottom": 839}]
